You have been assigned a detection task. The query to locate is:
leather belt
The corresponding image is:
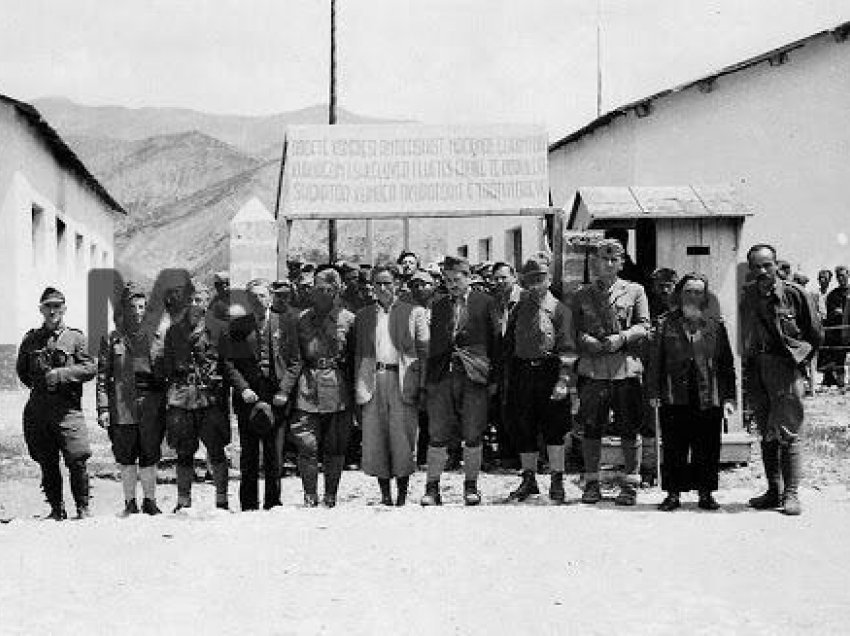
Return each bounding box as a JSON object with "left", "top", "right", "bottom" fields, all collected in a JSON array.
[
  {"left": 307, "top": 357, "right": 339, "bottom": 370},
  {"left": 375, "top": 362, "right": 399, "bottom": 372}
]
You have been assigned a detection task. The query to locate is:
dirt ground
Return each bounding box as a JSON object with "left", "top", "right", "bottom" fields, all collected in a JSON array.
[{"left": 1, "top": 388, "right": 850, "bottom": 635}]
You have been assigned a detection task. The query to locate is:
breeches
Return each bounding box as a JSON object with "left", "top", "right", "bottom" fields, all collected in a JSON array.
[
  {"left": 577, "top": 377, "right": 643, "bottom": 440},
  {"left": 748, "top": 354, "right": 806, "bottom": 442},
  {"left": 426, "top": 368, "right": 488, "bottom": 447},
  {"left": 23, "top": 402, "right": 91, "bottom": 467},
  {"left": 659, "top": 405, "right": 722, "bottom": 493},
  {"left": 290, "top": 409, "right": 351, "bottom": 460},
  {"left": 109, "top": 391, "right": 165, "bottom": 466},
  {"left": 511, "top": 359, "right": 570, "bottom": 451},
  {"left": 361, "top": 370, "right": 418, "bottom": 478},
  {"left": 166, "top": 405, "right": 230, "bottom": 466}
]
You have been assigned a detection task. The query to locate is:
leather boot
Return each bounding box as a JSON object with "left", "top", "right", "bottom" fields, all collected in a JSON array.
[
  {"left": 211, "top": 462, "right": 230, "bottom": 510},
  {"left": 749, "top": 441, "right": 782, "bottom": 509},
  {"left": 420, "top": 479, "right": 442, "bottom": 506},
  {"left": 40, "top": 462, "right": 65, "bottom": 520},
  {"left": 464, "top": 480, "right": 482, "bottom": 506},
  {"left": 378, "top": 478, "right": 393, "bottom": 506},
  {"left": 395, "top": 476, "right": 409, "bottom": 507},
  {"left": 299, "top": 456, "right": 319, "bottom": 507},
  {"left": 698, "top": 491, "right": 719, "bottom": 511},
  {"left": 175, "top": 463, "right": 194, "bottom": 511},
  {"left": 780, "top": 440, "right": 803, "bottom": 516},
  {"left": 509, "top": 470, "right": 539, "bottom": 502},
  {"left": 549, "top": 472, "right": 565, "bottom": 504},
  {"left": 68, "top": 461, "right": 91, "bottom": 518},
  {"left": 658, "top": 492, "right": 681, "bottom": 511},
  {"left": 581, "top": 438, "right": 603, "bottom": 504},
  {"left": 323, "top": 455, "right": 345, "bottom": 508}
]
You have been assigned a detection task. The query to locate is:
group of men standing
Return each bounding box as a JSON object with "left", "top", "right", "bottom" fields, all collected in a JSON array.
[{"left": 15, "top": 236, "right": 822, "bottom": 518}]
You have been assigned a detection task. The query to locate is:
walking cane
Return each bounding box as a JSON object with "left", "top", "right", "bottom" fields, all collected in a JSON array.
[{"left": 652, "top": 405, "right": 662, "bottom": 488}]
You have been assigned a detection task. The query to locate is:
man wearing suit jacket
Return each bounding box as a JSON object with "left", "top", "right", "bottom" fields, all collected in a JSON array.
[
  {"left": 421, "top": 255, "right": 499, "bottom": 506},
  {"left": 220, "top": 279, "right": 301, "bottom": 511},
  {"left": 353, "top": 264, "right": 429, "bottom": 506}
]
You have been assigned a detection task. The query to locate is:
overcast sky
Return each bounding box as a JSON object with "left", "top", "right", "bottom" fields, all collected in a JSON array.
[{"left": 1, "top": 0, "right": 848, "bottom": 139}]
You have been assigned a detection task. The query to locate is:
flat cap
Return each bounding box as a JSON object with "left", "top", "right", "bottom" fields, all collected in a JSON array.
[
  {"left": 409, "top": 270, "right": 434, "bottom": 285},
  {"left": 520, "top": 256, "right": 550, "bottom": 278},
  {"left": 442, "top": 255, "right": 471, "bottom": 274},
  {"left": 593, "top": 238, "right": 625, "bottom": 259},
  {"left": 39, "top": 287, "right": 65, "bottom": 305}
]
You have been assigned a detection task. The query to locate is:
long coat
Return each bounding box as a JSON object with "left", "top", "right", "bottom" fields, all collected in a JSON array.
[{"left": 353, "top": 301, "right": 429, "bottom": 406}]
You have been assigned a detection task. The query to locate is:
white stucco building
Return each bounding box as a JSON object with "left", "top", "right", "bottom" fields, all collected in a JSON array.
[
  {"left": 0, "top": 94, "right": 124, "bottom": 385},
  {"left": 447, "top": 21, "right": 850, "bottom": 278}
]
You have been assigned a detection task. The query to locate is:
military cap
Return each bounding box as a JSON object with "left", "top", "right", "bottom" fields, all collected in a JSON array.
[
  {"left": 245, "top": 278, "right": 271, "bottom": 292},
  {"left": 213, "top": 271, "right": 230, "bottom": 284},
  {"left": 270, "top": 279, "right": 293, "bottom": 294},
  {"left": 443, "top": 255, "right": 471, "bottom": 274},
  {"left": 593, "top": 238, "right": 625, "bottom": 259},
  {"left": 520, "top": 256, "right": 550, "bottom": 278},
  {"left": 409, "top": 270, "right": 435, "bottom": 286},
  {"left": 397, "top": 250, "right": 419, "bottom": 265},
  {"left": 123, "top": 281, "right": 146, "bottom": 301},
  {"left": 39, "top": 287, "right": 65, "bottom": 305},
  {"left": 650, "top": 267, "right": 678, "bottom": 283}
]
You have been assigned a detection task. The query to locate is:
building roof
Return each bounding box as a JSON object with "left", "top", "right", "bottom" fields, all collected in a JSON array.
[
  {"left": 571, "top": 185, "right": 753, "bottom": 225},
  {"left": 551, "top": 20, "right": 850, "bottom": 153},
  {"left": 0, "top": 94, "right": 125, "bottom": 214}
]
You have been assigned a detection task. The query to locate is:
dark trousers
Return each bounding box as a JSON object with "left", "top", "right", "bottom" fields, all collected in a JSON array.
[
  {"left": 237, "top": 417, "right": 281, "bottom": 510},
  {"left": 166, "top": 406, "right": 230, "bottom": 467},
  {"left": 512, "top": 359, "right": 570, "bottom": 452},
  {"left": 748, "top": 353, "right": 806, "bottom": 442},
  {"left": 577, "top": 377, "right": 643, "bottom": 440},
  {"left": 290, "top": 410, "right": 351, "bottom": 461},
  {"left": 109, "top": 390, "right": 166, "bottom": 467},
  {"left": 659, "top": 405, "right": 722, "bottom": 493},
  {"left": 426, "top": 367, "right": 489, "bottom": 448}
]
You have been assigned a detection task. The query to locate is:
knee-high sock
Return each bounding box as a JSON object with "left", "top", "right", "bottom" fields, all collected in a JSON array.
[
  {"left": 425, "top": 446, "right": 447, "bottom": 482},
  {"left": 120, "top": 464, "right": 138, "bottom": 502},
  {"left": 519, "top": 452, "right": 538, "bottom": 472},
  {"left": 463, "top": 446, "right": 482, "bottom": 482},
  {"left": 547, "top": 445, "right": 566, "bottom": 473},
  {"left": 211, "top": 462, "right": 229, "bottom": 505},
  {"left": 176, "top": 464, "right": 194, "bottom": 506},
  {"left": 139, "top": 466, "right": 157, "bottom": 500},
  {"left": 582, "top": 438, "right": 602, "bottom": 482}
]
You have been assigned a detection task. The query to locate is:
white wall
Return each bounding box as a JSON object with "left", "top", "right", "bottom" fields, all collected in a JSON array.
[
  {"left": 550, "top": 34, "right": 850, "bottom": 278},
  {"left": 0, "top": 104, "right": 117, "bottom": 346}
]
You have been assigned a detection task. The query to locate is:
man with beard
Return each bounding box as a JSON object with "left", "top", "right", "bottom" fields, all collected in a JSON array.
[
  {"left": 573, "top": 239, "right": 650, "bottom": 506},
  {"left": 824, "top": 265, "right": 850, "bottom": 389},
  {"left": 16, "top": 287, "right": 96, "bottom": 520},
  {"left": 291, "top": 268, "right": 356, "bottom": 507},
  {"left": 163, "top": 283, "right": 231, "bottom": 512},
  {"left": 97, "top": 283, "right": 166, "bottom": 516},
  {"left": 220, "top": 279, "right": 301, "bottom": 511},
  {"left": 420, "top": 255, "right": 499, "bottom": 506},
  {"left": 504, "top": 257, "right": 577, "bottom": 503},
  {"left": 741, "top": 244, "right": 822, "bottom": 515},
  {"left": 353, "top": 265, "right": 429, "bottom": 506}
]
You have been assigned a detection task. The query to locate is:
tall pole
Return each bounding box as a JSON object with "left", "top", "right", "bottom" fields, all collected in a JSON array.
[
  {"left": 327, "top": 0, "right": 338, "bottom": 263},
  {"left": 596, "top": 0, "right": 603, "bottom": 117}
]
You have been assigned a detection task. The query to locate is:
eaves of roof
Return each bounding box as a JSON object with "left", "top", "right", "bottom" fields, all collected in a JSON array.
[
  {"left": 0, "top": 93, "right": 125, "bottom": 215},
  {"left": 550, "top": 20, "right": 850, "bottom": 153}
]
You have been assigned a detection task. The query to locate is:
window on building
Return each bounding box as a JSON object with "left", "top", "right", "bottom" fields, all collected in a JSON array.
[
  {"left": 31, "top": 204, "right": 45, "bottom": 267},
  {"left": 457, "top": 245, "right": 469, "bottom": 258},
  {"left": 56, "top": 217, "right": 68, "bottom": 271},
  {"left": 90, "top": 243, "right": 98, "bottom": 268},
  {"left": 478, "top": 237, "right": 492, "bottom": 262},
  {"left": 102, "top": 250, "right": 110, "bottom": 266},
  {"left": 506, "top": 228, "right": 522, "bottom": 269},
  {"left": 75, "top": 233, "right": 84, "bottom": 273}
]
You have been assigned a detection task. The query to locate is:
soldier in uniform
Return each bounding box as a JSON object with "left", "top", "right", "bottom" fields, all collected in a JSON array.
[
  {"left": 16, "top": 287, "right": 96, "bottom": 520},
  {"left": 96, "top": 283, "right": 166, "bottom": 516},
  {"left": 742, "top": 244, "right": 822, "bottom": 515},
  {"left": 504, "top": 257, "right": 577, "bottom": 503},
  {"left": 420, "top": 255, "right": 500, "bottom": 506},
  {"left": 573, "top": 239, "right": 650, "bottom": 506},
  {"left": 291, "top": 268, "right": 356, "bottom": 507},
  {"left": 163, "top": 283, "right": 231, "bottom": 512},
  {"left": 220, "top": 279, "right": 301, "bottom": 511}
]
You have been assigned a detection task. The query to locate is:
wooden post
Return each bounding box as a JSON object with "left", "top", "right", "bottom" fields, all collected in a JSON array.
[
  {"left": 550, "top": 209, "right": 565, "bottom": 296},
  {"left": 327, "top": 0, "right": 338, "bottom": 263},
  {"left": 402, "top": 218, "right": 410, "bottom": 251},
  {"left": 365, "top": 218, "right": 374, "bottom": 264}
]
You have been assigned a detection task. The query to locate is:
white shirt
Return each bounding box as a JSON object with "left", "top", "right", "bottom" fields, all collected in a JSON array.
[{"left": 375, "top": 304, "right": 400, "bottom": 364}]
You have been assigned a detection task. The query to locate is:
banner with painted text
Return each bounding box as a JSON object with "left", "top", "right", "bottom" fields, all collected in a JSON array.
[{"left": 282, "top": 124, "right": 549, "bottom": 218}]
